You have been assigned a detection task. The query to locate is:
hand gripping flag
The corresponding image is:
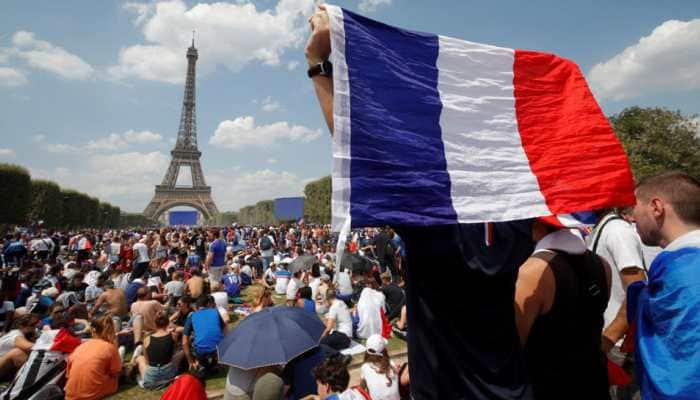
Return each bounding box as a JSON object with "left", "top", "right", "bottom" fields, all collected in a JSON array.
[{"left": 327, "top": 5, "right": 635, "bottom": 232}]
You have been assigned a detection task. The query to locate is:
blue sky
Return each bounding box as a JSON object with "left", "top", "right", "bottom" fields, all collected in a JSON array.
[{"left": 1, "top": 0, "right": 699, "bottom": 213}]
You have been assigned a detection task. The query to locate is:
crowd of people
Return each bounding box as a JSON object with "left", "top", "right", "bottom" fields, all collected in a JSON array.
[
  {"left": 0, "top": 222, "right": 410, "bottom": 400},
  {"left": 2, "top": 170, "right": 700, "bottom": 400}
]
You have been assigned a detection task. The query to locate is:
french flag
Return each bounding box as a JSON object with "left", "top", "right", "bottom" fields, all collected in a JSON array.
[{"left": 327, "top": 5, "right": 635, "bottom": 231}]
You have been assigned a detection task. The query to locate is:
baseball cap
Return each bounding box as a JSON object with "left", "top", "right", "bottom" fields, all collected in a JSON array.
[{"left": 365, "top": 334, "right": 387, "bottom": 355}]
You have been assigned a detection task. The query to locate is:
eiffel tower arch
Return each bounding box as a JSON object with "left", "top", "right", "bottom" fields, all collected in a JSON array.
[{"left": 143, "top": 38, "right": 219, "bottom": 222}]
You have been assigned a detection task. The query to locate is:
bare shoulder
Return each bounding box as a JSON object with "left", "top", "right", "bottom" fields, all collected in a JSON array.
[{"left": 518, "top": 255, "right": 550, "bottom": 280}]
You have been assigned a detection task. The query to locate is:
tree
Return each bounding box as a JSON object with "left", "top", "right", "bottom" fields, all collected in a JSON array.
[
  {"left": 611, "top": 107, "right": 700, "bottom": 180},
  {"left": 29, "top": 179, "right": 63, "bottom": 228},
  {"left": 0, "top": 163, "right": 31, "bottom": 225},
  {"left": 0, "top": 164, "right": 32, "bottom": 224},
  {"left": 304, "top": 176, "right": 331, "bottom": 224}
]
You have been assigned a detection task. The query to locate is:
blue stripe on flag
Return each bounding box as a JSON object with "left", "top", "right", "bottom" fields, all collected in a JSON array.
[{"left": 342, "top": 9, "right": 457, "bottom": 227}]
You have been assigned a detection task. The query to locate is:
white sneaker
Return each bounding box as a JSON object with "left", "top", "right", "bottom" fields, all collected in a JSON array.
[
  {"left": 118, "top": 346, "right": 126, "bottom": 364},
  {"left": 131, "top": 344, "right": 143, "bottom": 363}
]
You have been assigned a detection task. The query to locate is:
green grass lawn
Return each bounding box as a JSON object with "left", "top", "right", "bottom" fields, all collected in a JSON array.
[{"left": 108, "top": 284, "right": 407, "bottom": 399}]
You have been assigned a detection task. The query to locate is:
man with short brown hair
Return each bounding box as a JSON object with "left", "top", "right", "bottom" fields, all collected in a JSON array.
[{"left": 629, "top": 171, "right": 700, "bottom": 399}]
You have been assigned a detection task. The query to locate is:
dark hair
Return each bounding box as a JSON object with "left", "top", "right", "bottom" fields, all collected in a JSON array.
[
  {"left": 363, "top": 349, "right": 394, "bottom": 386},
  {"left": 179, "top": 295, "right": 193, "bottom": 306},
  {"left": 196, "top": 295, "right": 212, "bottom": 309},
  {"left": 13, "top": 314, "right": 39, "bottom": 329},
  {"left": 636, "top": 171, "right": 700, "bottom": 225},
  {"left": 311, "top": 263, "right": 321, "bottom": 278},
  {"left": 50, "top": 312, "right": 72, "bottom": 330},
  {"left": 298, "top": 286, "right": 312, "bottom": 300},
  {"left": 155, "top": 311, "right": 169, "bottom": 328},
  {"left": 312, "top": 356, "right": 350, "bottom": 393}
]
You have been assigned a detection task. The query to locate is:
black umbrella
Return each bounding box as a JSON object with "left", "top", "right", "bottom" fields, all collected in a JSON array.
[
  {"left": 287, "top": 255, "right": 318, "bottom": 274},
  {"left": 340, "top": 252, "right": 375, "bottom": 275}
]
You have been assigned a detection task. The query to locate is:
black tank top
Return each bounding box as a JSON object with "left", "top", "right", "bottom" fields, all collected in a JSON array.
[
  {"left": 147, "top": 334, "right": 175, "bottom": 367},
  {"left": 525, "top": 250, "right": 610, "bottom": 400}
]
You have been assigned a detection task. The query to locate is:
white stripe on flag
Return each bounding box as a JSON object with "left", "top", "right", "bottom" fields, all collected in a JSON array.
[
  {"left": 328, "top": 5, "right": 352, "bottom": 232},
  {"left": 436, "top": 36, "right": 550, "bottom": 222}
]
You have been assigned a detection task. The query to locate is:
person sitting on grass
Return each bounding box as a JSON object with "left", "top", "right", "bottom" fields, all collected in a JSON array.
[
  {"left": 165, "top": 270, "right": 186, "bottom": 308},
  {"left": 320, "top": 289, "right": 352, "bottom": 351},
  {"left": 64, "top": 315, "right": 121, "bottom": 400},
  {"left": 169, "top": 295, "right": 194, "bottom": 342},
  {"left": 360, "top": 334, "right": 399, "bottom": 400},
  {"left": 0, "top": 314, "right": 39, "bottom": 380},
  {"left": 296, "top": 286, "right": 316, "bottom": 314},
  {"left": 252, "top": 288, "right": 274, "bottom": 313},
  {"left": 301, "top": 355, "right": 370, "bottom": 400},
  {"left": 132, "top": 311, "right": 182, "bottom": 390},
  {"left": 183, "top": 295, "right": 227, "bottom": 372}
]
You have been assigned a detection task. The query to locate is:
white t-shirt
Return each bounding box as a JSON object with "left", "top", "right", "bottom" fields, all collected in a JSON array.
[
  {"left": 335, "top": 271, "right": 353, "bottom": 296},
  {"left": 587, "top": 215, "right": 646, "bottom": 329},
  {"left": 226, "top": 367, "right": 256, "bottom": 398},
  {"left": 241, "top": 265, "right": 253, "bottom": 278},
  {"left": 309, "top": 277, "right": 321, "bottom": 300},
  {"left": 262, "top": 268, "right": 276, "bottom": 283},
  {"left": 212, "top": 291, "right": 229, "bottom": 311},
  {"left": 361, "top": 362, "right": 399, "bottom": 400},
  {"left": 30, "top": 238, "right": 52, "bottom": 252},
  {"left": 133, "top": 242, "right": 150, "bottom": 263},
  {"left": 328, "top": 299, "right": 353, "bottom": 338},
  {"left": 286, "top": 278, "right": 302, "bottom": 301},
  {"left": 0, "top": 330, "right": 23, "bottom": 358},
  {"left": 164, "top": 280, "right": 185, "bottom": 298},
  {"left": 275, "top": 271, "right": 290, "bottom": 295}
]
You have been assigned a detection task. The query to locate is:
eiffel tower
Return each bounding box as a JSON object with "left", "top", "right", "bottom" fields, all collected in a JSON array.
[{"left": 143, "top": 37, "right": 219, "bottom": 222}]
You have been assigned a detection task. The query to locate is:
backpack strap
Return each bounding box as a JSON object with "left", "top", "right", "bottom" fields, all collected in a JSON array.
[{"left": 590, "top": 214, "right": 622, "bottom": 255}]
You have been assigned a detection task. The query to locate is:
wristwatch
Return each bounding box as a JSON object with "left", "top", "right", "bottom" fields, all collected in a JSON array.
[{"left": 307, "top": 60, "right": 333, "bottom": 78}]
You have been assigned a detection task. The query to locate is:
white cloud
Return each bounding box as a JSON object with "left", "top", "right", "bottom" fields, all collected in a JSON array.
[
  {"left": 124, "top": 2, "right": 155, "bottom": 25},
  {"left": 47, "top": 143, "right": 80, "bottom": 154},
  {"left": 0, "top": 67, "right": 27, "bottom": 87},
  {"left": 209, "top": 169, "right": 310, "bottom": 211},
  {"left": 589, "top": 19, "right": 700, "bottom": 100},
  {"left": 359, "top": 0, "right": 392, "bottom": 12},
  {"left": 33, "top": 151, "right": 170, "bottom": 211},
  {"left": 287, "top": 60, "right": 299, "bottom": 71},
  {"left": 86, "top": 129, "right": 163, "bottom": 151},
  {"left": 261, "top": 96, "right": 282, "bottom": 112},
  {"left": 210, "top": 116, "right": 321, "bottom": 149},
  {"left": 109, "top": 0, "right": 315, "bottom": 83},
  {"left": 0, "top": 148, "right": 16, "bottom": 160},
  {"left": 11, "top": 31, "right": 94, "bottom": 80}
]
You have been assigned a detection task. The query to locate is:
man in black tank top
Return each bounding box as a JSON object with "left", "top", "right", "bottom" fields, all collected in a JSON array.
[{"left": 515, "top": 219, "right": 613, "bottom": 400}]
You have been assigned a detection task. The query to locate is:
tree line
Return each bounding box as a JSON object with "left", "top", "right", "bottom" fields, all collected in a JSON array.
[
  {"left": 223, "top": 176, "right": 332, "bottom": 226},
  {"left": 0, "top": 163, "right": 126, "bottom": 229}
]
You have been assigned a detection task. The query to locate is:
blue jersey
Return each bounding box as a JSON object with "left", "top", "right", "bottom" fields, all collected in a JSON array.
[
  {"left": 187, "top": 254, "right": 201, "bottom": 268},
  {"left": 184, "top": 308, "right": 224, "bottom": 355},
  {"left": 209, "top": 239, "right": 226, "bottom": 267}
]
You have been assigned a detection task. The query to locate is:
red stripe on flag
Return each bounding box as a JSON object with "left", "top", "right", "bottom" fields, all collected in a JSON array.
[{"left": 513, "top": 50, "right": 635, "bottom": 213}]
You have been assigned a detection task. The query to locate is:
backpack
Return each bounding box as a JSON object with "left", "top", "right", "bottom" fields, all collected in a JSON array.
[{"left": 260, "top": 236, "right": 273, "bottom": 251}]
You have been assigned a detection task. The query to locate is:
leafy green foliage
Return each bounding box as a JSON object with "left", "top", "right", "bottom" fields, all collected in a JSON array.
[
  {"left": 0, "top": 163, "right": 31, "bottom": 225},
  {"left": 611, "top": 107, "right": 700, "bottom": 180},
  {"left": 29, "top": 179, "right": 63, "bottom": 227},
  {"left": 303, "top": 176, "right": 331, "bottom": 224}
]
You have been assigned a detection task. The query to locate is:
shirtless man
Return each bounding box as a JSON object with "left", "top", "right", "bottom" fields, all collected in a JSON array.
[
  {"left": 89, "top": 280, "right": 128, "bottom": 322},
  {"left": 186, "top": 268, "right": 205, "bottom": 300}
]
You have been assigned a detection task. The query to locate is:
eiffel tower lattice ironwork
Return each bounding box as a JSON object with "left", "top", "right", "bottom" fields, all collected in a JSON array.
[{"left": 143, "top": 38, "right": 219, "bottom": 222}]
